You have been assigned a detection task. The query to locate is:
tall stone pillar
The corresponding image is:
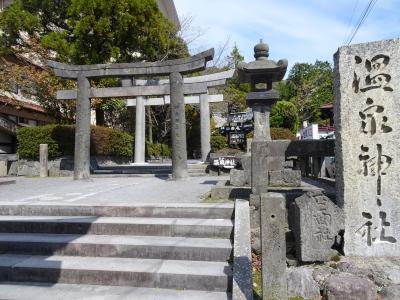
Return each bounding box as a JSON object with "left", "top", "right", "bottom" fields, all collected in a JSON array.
[
  {"left": 134, "top": 96, "right": 146, "bottom": 164},
  {"left": 335, "top": 39, "right": 400, "bottom": 256},
  {"left": 170, "top": 72, "right": 188, "bottom": 179},
  {"left": 200, "top": 93, "right": 211, "bottom": 162},
  {"left": 261, "top": 193, "right": 288, "bottom": 299},
  {"left": 74, "top": 74, "right": 91, "bottom": 180}
]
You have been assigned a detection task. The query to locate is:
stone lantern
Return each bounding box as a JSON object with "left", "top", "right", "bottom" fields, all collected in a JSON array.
[{"left": 237, "top": 40, "right": 288, "bottom": 141}]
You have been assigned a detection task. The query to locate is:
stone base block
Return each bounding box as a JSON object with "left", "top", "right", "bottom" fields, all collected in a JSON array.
[
  {"left": 269, "top": 169, "right": 301, "bottom": 187},
  {"left": 230, "top": 169, "right": 246, "bottom": 187},
  {"left": 210, "top": 180, "right": 251, "bottom": 200},
  {"left": 324, "top": 273, "right": 377, "bottom": 300}
]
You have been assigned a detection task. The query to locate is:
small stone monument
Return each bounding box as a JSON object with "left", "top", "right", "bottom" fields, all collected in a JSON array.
[
  {"left": 39, "top": 144, "right": 48, "bottom": 178},
  {"left": 334, "top": 38, "right": 400, "bottom": 256},
  {"left": 293, "top": 191, "right": 344, "bottom": 262}
]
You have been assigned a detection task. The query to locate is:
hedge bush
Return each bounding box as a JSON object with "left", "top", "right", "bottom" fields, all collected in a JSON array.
[
  {"left": 210, "top": 135, "right": 228, "bottom": 152},
  {"left": 246, "top": 128, "right": 295, "bottom": 140},
  {"left": 271, "top": 128, "right": 296, "bottom": 140},
  {"left": 146, "top": 142, "right": 171, "bottom": 159},
  {"left": 17, "top": 125, "right": 133, "bottom": 159},
  {"left": 17, "top": 125, "right": 62, "bottom": 159}
]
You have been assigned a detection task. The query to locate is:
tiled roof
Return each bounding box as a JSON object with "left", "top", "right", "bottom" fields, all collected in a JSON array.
[{"left": 0, "top": 95, "right": 47, "bottom": 113}]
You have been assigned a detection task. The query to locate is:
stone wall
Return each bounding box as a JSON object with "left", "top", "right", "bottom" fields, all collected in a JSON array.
[
  {"left": 8, "top": 157, "right": 74, "bottom": 177},
  {"left": 8, "top": 156, "right": 131, "bottom": 177}
]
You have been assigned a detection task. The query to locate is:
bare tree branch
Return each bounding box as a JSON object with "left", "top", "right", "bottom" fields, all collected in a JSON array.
[{"left": 212, "top": 36, "right": 231, "bottom": 68}]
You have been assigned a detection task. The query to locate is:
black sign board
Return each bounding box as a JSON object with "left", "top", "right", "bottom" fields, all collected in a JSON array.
[
  {"left": 229, "top": 132, "right": 246, "bottom": 145},
  {"left": 211, "top": 156, "right": 240, "bottom": 169}
]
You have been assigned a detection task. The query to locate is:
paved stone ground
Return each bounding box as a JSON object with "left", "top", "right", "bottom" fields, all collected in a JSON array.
[{"left": 0, "top": 176, "right": 226, "bottom": 205}]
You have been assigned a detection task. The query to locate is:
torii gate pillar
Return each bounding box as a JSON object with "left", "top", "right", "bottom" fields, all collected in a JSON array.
[
  {"left": 170, "top": 72, "right": 188, "bottom": 179},
  {"left": 74, "top": 74, "right": 91, "bottom": 180}
]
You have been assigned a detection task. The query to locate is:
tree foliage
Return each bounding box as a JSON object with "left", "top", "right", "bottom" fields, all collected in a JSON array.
[
  {"left": 278, "top": 61, "right": 333, "bottom": 123},
  {"left": 0, "top": 0, "right": 189, "bottom": 127},
  {"left": 0, "top": 58, "right": 76, "bottom": 123},
  {"left": 0, "top": 0, "right": 188, "bottom": 63},
  {"left": 223, "top": 45, "right": 250, "bottom": 113},
  {"left": 270, "top": 100, "right": 299, "bottom": 133}
]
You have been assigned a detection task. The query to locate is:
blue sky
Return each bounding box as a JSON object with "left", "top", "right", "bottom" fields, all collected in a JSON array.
[{"left": 174, "top": 0, "right": 399, "bottom": 70}]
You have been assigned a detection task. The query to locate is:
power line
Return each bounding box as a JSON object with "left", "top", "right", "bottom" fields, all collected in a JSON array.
[
  {"left": 346, "top": 0, "right": 376, "bottom": 44},
  {"left": 343, "top": 0, "right": 360, "bottom": 45},
  {"left": 346, "top": 0, "right": 379, "bottom": 45}
]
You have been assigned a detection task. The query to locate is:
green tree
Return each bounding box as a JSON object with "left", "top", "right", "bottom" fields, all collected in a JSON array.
[
  {"left": 0, "top": 0, "right": 189, "bottom": 125},
  {"left": 0, "top": 0, "right": 188, "bottom": 63},
  {"left": 223, "top": 45, "right": 250, "bottom": 112},
  {"left": 270, "top": 100, "right": 299, "bottom": 133},
  {"left": 226, "top": 43, "right": 244, "bottom": 69},
  {"left": 278, "top": 61, "right": 333, "bottom": 123}
]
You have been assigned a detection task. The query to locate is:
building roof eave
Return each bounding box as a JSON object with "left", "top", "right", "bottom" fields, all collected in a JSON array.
[{"left": 157, "top": 0, "right": 181, "bottom": 30}]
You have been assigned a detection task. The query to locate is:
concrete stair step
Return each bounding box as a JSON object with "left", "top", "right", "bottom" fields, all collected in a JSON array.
[
  {"left": 188, "top": 165, "right": 208, "bottom": 170},
  {"left": 0, "top": 178, "right": 16, "bottom": 186},
  {"left": 189, "top": 173, "right": 208, "bottom": 177},
  {"left": 0, "top": 255, "right": 232, "bottom": 291},
  {"left": 0, "top": 282, "right": 232, "bottom": 300},
  {"left": 91, "top": 173, "right": 170, "bottom": 178},
  {"left": 0, "top": 233, "right": 232, "bottom": 261},
  {"left": 92, "top": 170, "right": 171, "bottom": 175},
  {"left": 0, "top": 203, "right": 234, "bottom": 219},
  {"left": 0, "top": 216, "right": 233, "bottom": 238}
]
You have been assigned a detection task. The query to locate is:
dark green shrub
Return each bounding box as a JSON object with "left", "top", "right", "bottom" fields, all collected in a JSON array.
[
  {"left": 210, "top": 135, "right": 228, "bottom": 152},
  {"left": 146, "top": 142, "right": 171, "bottom": 159},
  {"left": 17, "top": 125, "right": 133, "bottom": 159},
  {"left": 53, "top": 125, "right": 75, "bottom": 155},
  {"left": 90, "top": 126, "right": 112, "bottom": 156},
  {"left": 246, "top": 128, "right": 296, "bottom": 141},
  {"left": 110, "top": 129, "right": 133, "bottom": 157},
  {"left": 17, "top": 125, "right": 61, "bottom": 159},
  {"left": 270, "top": 100, "right": 299, "bottom": 133},
  {"left": 271, "top": 128, "right": 296, "bottom": 140}
]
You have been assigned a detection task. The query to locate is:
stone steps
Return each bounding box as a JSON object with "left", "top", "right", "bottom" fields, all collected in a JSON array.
[
  {"left": 0, "top": 203, "right": 234, "bottom": 297},
  {"left": 0, "top": 233, "right": 232, "bottom": 261},
  {"left": 92, "top": 163, "right": 208, "bottom": 176},
  {"left": 0, "top": 255, "right": 232, "bottom": 291},
  {"left": 0, "top": 282, "right": 232, "bottom": 300},
  {"left": 0, "top": 203, "right": 234, "bottom": 219},
  {"left": 0, "top": 216, "right": 233, "bottom": 238}
]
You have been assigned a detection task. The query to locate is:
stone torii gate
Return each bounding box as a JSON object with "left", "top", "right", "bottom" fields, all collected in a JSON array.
[
  {"left": 48, "top": 49, "right": 214, "bottom": 180},
  {"left": 124, "top": 70, "right": 234, "bottom": 163},
  {"left": 57, "top": 70, "right": 234, "bottom": 164},
  {"left": 126, "top": 94, "right": 224, "bottom": 164}
]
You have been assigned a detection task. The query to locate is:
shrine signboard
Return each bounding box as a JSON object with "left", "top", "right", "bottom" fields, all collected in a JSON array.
[
  {"left": 334, "top": 39, "right": 399, "bottom": 256},
  {"left": 211, "top": 156, "right": 240, "bottom": 169}
]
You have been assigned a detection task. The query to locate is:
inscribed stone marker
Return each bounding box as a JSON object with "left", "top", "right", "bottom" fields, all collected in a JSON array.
[
  {"left": 334, "top": 39, "right": 400, "bottom": 256},
  {"left": 293, "top": 191, "right": 344, "bottom": 262}
]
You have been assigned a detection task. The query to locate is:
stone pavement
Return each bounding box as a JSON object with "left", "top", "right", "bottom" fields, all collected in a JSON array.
[{"left": 0, "top": 176, "right": 224, "bottom": 205}]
